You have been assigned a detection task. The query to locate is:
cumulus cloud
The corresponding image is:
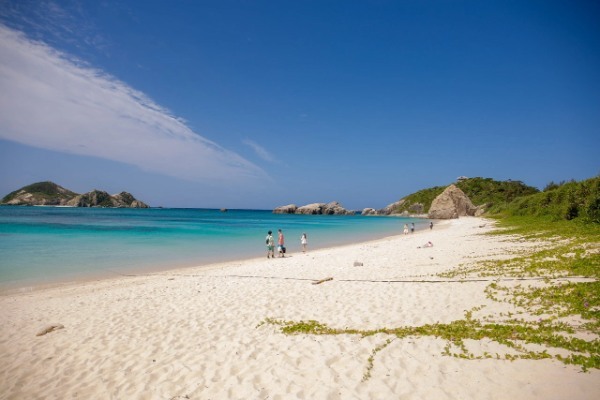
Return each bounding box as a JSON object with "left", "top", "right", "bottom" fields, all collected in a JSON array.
[{"left": 0, "top": 25, "right": 268, "bottom": 184}]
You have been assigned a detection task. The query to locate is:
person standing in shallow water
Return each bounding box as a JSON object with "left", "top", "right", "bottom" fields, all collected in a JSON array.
[
  {"left": 411, "top": 222, "right": 415, "bottom": 233},
  {"left": 430, "top": 221, "right": 434, "bottom": 230},
  {"left": 278, "top": 229, "right": 285, "bottom": 258},
  {"left": 301, "top": 233, "right": 308, "bottom": 253},
  {"left": 266, "top": 230, "right": 274, "bottom": 259}
]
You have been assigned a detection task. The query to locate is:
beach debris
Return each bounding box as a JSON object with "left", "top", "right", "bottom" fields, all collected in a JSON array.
[
  {"left": 312, "top": 277, "right": 333, "bottom": 285},
  {"left": 36, "top": 324, "right": 64, "bottom": 336},
  {"left": 353, "top": 261, "right": 364, "bottom": 267}
]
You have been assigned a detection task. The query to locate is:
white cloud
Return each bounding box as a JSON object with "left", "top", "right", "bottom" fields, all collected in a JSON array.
[
  {"left": 0, "top": 25, "right": 268, "bottom": 184},
  {"left": 243, "top": 139, "right": 277, "bottom": 163}
]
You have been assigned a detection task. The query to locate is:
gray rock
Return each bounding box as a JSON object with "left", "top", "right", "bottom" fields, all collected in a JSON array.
[
  {"left": 275, "top": 201, "right": 354, "bottom": 215},
  {"left": 378, "top": 199, "right": 405, "bottom": 215},
  {"left": 361, "top": 208, "right": 377, "bottom": 216},
  {"left": 273, "top": 204, "right": 298, "bottom": 214},
  {"left": 66, "top": 190, "right": 149, "bottom": 208},
  {"left": 428, "top": 184, "right": 477, "bottom": 219},
  {"left": 323, "top": 201, "right": 354, "bottom": 215},
  {"left": 296, "top": 203, "right": 325, "bottom": 214}
]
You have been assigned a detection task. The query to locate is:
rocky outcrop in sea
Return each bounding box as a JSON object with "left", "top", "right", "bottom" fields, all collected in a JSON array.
[
  {"left": 274, "top": 201, "right": 354, "bottom": 215},
  {"left": 1, "top": 181, "right": 149, "bottom": 208}
]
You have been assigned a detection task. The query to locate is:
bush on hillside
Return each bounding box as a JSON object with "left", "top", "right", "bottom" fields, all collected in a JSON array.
[
  {"left": 456, "top": 177, "right": 539, "bottom": 208},
  {"left": 490, "top": 176, "right": 600, "bottom": 223}
]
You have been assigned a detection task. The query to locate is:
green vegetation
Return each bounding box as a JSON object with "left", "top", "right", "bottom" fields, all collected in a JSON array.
[
  {"left": 489, "top": 176, "right": 600, "bottom": 223},
  {"left": 260, "top": 177, "right": 600, "bottom": 379},
  {"left": 1, "top": 181, "right": 77, "bottom": 204},
  {"left": 392, "top": 177, "right": 539, "bottom": 214},
  {"left": 391, "top": 185, "right": 446, "bottom": 214},
  {"left": 456, "top": 177, "right": 539, "bottom": 208}
]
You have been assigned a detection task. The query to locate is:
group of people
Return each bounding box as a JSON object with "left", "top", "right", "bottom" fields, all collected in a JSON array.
[
  {"left": 403, "top": 222, "right": 416, "bottom": 235},
  {"left": 266, "top": 229, "right": 308, "bottom": 258},
  {"left": 266, "top": 220, "right": 434, "bottom": 259},
  {"left": 404, "top": 221, "right": 434, "bottom": 234}
]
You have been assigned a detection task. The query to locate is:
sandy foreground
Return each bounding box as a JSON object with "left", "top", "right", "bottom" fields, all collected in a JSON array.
[{"left": 1, "top": 217, "right": 598, "bottom": 399}]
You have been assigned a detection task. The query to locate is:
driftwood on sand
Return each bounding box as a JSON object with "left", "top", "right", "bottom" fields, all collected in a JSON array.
[
  {"left": 312, "top": 277, "right": 333, "bottom": 285},
  {"left": 36, "top": 324, "right": 64, "bottom": 336}
]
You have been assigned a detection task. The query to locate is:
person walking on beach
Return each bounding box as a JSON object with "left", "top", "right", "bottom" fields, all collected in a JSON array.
[
  {"left": 266, "top": 230, "right": 275, "bottom": 259},
  {"left": 301, "top": 233, "right": 308, "bottom": 253},
  {"left": 403, "top": 224, "right": 409, "bottom": 235},
  {"left": 278, "top": 229, "right": 285, "bottom": 257},
  {"left": 411, "top": 222, "right": 415, "bottom": 234},
  {"left": 430, "top": 221, "right": 434, "bottom": 230}
]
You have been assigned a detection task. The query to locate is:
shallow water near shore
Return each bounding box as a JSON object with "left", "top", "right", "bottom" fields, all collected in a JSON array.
[{"left": 0, "top": 207, "right": 425, "bottom": 291}]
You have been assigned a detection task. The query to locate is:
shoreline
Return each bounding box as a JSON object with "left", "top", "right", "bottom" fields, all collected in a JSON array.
[
  {"left": 1, "top": 216, "right": 597, "bottom": 399},
  {"left": 0, "top": 217, "right": 442, "bottom": 296}
]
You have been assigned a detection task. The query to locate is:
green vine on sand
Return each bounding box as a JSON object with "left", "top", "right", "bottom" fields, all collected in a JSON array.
[
  {"left": 259, "top": 218, "right": 600, "bottom": 378},
  {"left": 262, "top": 308, "right": 599, "bottom": 373}
]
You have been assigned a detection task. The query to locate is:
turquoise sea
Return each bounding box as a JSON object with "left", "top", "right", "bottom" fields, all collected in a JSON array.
[{"left": 0, "top": 207, "right": 426, "bottom": 291}]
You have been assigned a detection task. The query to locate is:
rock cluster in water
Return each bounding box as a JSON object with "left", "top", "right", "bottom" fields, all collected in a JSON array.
[
  {"left": 1, "top": 181, "right": 149, "bottom": 208},
  {"left": 273, "top": 201, "right": 355, "bottom": 215}
]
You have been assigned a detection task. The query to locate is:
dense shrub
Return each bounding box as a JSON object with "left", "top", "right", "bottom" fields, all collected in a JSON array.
[{"left": 490, "top": 176, "right": 600, "bottom": 223}]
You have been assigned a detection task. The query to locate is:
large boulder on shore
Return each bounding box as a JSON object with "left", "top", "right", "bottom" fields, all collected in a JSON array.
[
  {"left": 378, "top": 200, "right": 402, "bottom": 215},
  {"left": 428, "top": 184, "right": 477, "bottom": 219}
]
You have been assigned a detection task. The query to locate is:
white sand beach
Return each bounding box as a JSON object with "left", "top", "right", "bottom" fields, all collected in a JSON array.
[{"left": 1, "top": 217, "right": 598, "bottom": 399}]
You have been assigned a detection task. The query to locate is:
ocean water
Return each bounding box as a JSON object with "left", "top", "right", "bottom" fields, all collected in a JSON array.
[{"left": 0, "top": 207, "right": 426, "bottom": 291}]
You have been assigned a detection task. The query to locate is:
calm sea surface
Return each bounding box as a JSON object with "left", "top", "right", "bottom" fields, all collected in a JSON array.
[{"left": 0, "top": 207, "right": 426, "bottom": 291}]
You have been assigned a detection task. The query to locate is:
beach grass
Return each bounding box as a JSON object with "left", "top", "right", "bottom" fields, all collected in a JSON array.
[{"left": 264, "top": 216, "right": 600, "bottom": 375}]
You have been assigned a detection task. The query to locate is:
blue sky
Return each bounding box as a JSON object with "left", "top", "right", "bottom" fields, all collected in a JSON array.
[{"left": 0, "top": 0, "right": 598, "bottom": 209}]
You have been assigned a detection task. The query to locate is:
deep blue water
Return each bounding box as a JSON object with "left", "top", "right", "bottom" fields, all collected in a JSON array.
[{"left": 0, "top": 207, "right": 426, "bottom": 290}]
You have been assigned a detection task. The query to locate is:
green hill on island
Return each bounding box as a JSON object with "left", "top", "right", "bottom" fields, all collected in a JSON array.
[
  {"left": 1, "top": 181, "right": 149, "bottom": 208},
  {"left": 1, "top": 181, "right": 78, "bottom": 205},
  {"left": 391, "top": 177, "right": 539, "bottom": 215}
]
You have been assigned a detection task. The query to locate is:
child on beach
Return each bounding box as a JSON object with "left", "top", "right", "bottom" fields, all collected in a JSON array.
[
  {"left": 278, "top": 229, "right": 285, "bottom": 258},
  {"left": 266, "top": 231, "right": 274, "bottom": 259},
  {"left": 403, "top": 224, "right": 409, "bottom": 235},
  {"left": 301, "top": 233, "right": 307, "bottom": 252}
]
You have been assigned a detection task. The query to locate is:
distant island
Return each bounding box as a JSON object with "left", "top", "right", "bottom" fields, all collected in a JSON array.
[{"left": 1, "top": 181, "right": 149, "bottom": 208}]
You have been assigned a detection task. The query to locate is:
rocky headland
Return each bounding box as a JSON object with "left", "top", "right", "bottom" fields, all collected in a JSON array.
[{"left": 1, "top": 181, "right": 149, "bottom": 208}]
